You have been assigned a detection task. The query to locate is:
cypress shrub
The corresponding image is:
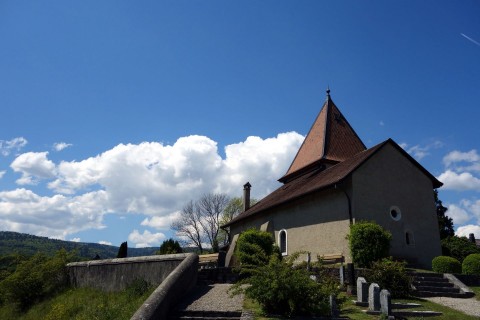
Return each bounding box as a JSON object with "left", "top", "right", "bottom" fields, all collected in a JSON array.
[
  {"left": 235, "top": 229, "right": 275, "bottom": 276},
  {"left": 432, "top": 256, "right": 461, "bottom": 274},
  {"left": 462, "top": 253, "right": 480, "bottom": 275}
]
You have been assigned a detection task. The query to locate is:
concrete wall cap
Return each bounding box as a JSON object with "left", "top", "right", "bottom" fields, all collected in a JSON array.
[{"left": 67, "top": 253, "right": 191, "bottom": 267}]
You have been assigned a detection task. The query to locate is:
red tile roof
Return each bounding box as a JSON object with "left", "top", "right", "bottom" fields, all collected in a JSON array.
[
  {"left": 280, "top": 93, "right": 366, "bottom": 183},
  {"left": 223, "top": 139, "right": 442, "bottom": 228}
]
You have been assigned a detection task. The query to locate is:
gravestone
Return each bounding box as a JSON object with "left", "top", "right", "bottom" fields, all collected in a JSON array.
[
  {"left": 356, "top": 277, "right": 368, "bottom": 303},
  {"left": 380, "top": 289, "right": 392, "bottom": 316},
  {"left": 368, "top": 283, "right": 380, "bottom": 311},
  {"left": 329, "top": 294, "right": 339, "bottom": 317},
  {"left": 339, "top": 265, "right": 345, "bottom": 285}
]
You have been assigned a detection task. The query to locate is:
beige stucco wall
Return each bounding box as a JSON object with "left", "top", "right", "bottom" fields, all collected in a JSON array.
[
  {"left": 352, "top": 143, "right": 441, "bottom": 268},
  {"left": 230, "top": 189, "right": 352, "bottom": 263}
]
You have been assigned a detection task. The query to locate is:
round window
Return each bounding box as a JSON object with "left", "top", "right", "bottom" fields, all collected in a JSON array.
[{"left": 389, "top": 206, "right": 402, "bottom": 221}]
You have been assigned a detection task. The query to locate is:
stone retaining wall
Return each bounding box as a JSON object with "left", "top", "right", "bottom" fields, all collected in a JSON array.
[{"left": 67, "top": 253, "right": 193, "bottom": 292}]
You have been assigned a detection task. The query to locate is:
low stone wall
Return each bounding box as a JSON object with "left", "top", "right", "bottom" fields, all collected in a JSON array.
[
  {"left": 67, "top": 253, "right": 193, "bottom": 292},
  {"left": 131, "top": 252, "right": 198, "bottom": 319}
]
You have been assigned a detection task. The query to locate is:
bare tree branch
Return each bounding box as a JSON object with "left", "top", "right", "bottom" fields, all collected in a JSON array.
[{"left": 171, "top": 200, "right": 205, "bottom": 253}]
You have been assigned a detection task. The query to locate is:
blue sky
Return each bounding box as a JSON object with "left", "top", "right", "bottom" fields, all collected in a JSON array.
[{"left": 1, "top": 1, "right": 479, "bottom": 248}]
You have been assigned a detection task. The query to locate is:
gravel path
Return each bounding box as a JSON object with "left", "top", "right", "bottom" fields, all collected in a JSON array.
[
  {"left": 424, "top": 296, "right": 480, "bottom": 317},
  {"left": 175, "top": 283, "right": 244, "bottom": 312}
]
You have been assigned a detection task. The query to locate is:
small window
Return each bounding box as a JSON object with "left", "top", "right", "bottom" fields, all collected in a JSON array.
[
  {"left": 279, "top": 229, "right": 287, "bottom": 256},
  {"left": 389, "top": 206, "right": 402, "bottom": 221},
  {"left": 406, "top": 231, "right": 415, "bottom": 246}
]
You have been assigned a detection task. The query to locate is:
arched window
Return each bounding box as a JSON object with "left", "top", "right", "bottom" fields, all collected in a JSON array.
[{"left": 279, "top": 229, "right": 287, "bottom": 256}]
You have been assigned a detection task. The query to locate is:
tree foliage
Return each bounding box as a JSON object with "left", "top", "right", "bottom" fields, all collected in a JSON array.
[
  {"left": 366, "top": 258, "right": 411, "bottom": 298},
  {"left": 0, "top": 249, "right": 73, "bottom": 311},
  {"left": 432, "top": 256, "right": 462, "bottom": 274},
  {"left": 156, "top": 238, "right": 183, "bottom": 255},
  {"left": 441, "top": 236, "right": 480, "bottom": 262},
  {"left": 171, "top": 193, "right": 230, "bottom": 253},
  {"left": 348, "top": 221, "right": 392, "bottom": 268},
  {"left": 230, "top": 252, "right": 340, "bottom": 317},
  {"left": 235, "top": 229, "right": 276, "bottom": 276},
  {"left": 462, "top": 253, "right": 480, "bottom": 276},
  {"left": 218, "top": 197, "right": 258, "bottom": 246},
  {"left": 116, "top": 241, "right": 128, "bottom": 258},
  {"left": 434, "top": 190, "right": 454, "bottom": 240}
]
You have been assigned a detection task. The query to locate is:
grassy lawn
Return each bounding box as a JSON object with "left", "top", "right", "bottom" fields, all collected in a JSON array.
[
  {"left": 243, "top": 293, "right": 479, "bottom": 319},
  {"left": 470, "top": 286, "right": 480, "bottom": 301},
  {"left": 0, "top": 284, "right": 154, "bottom": 320}
]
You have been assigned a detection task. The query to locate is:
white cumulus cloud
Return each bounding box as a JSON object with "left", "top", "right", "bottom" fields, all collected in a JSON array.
[
  {"left": 70, "top": 237, "right": 81, "bottom": 242},
  {"left": 0, "top": 137, "right": 28, "bottom": 156},
  {"left": 438, "top": 170, "right": 480, "bottom": 191},
  {"left": 456, "top": 224, "right": 480, "bottom": 239},
  {"left": 446, "top": 203, "right": 471, "bottom": 225},
  {"left": 99, "top": 240, "right": 112, "bottom": 245},
  {"left": 0, "top": 171, "right": 5, "bottom": 179},
  {"left": 400, "top": 140, "right": 443, "bottom": 160},
  {"left": 11, "top": 152, "right": 56, "bottom": 185},
  {"left": 53, "top": 142, "right": 73, "bottom": 151},
  {"left": 141, "top": 212, "right": 181, "bottom": 230},
  {"left": 128, "top": 229, "right": 166, "bottom": 248},
  {"left": 0, "top": 132, "right": 304, "bottom": 241}
]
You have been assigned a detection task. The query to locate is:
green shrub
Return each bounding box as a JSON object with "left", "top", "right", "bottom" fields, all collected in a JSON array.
[
  {"left": 0, "top": 249, "right": 72, "bottom": 311},
  {"left": 230, "top": 252, "right": 340, "bottom": 317},
  {"left": 348, "top": 221, "right": 392, "bottom": 268},
  {"left": 432, "top": 256, "right": 462, "bottom": 274},
  {"left": 156, "top": 238, "right": 183, "bottom": 255},
  {"left": 462, "top": 253, "right": 480, "bottom": 275},
  {"left": 441, "top": 236, "right": 480, "bottom": 262},
  {"left": 366, "top": 258, "right": 411, "bottom": 298},
  {"left": 235, "top": 229, "right": 275, "bottom": 275}
]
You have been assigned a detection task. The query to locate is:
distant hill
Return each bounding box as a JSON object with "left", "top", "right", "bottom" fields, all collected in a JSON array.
[{"left": 0, "top": 231, "right": 157, "bottom": 260}]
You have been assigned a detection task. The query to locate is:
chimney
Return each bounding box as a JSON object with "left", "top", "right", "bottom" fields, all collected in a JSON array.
[
  {"left": 243, "top": 182, "right": 251, "bottom": 212},
  {"left": 469, "top": 233, "right": 476, "bottom": 243}
]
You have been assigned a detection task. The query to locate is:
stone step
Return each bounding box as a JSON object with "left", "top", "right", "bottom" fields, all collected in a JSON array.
[
  {"left": 413, "top": 280, "right": 452, "bottom": 287},
  {"left": 414, "top": 290, "right": 469, "bottom": 298},
  {"left": 409, "top": 272, "right": 444, "bottom": 278},
  {"left": 414, "top": 285, "right": 460, "bottom": 293},
  {"left": 169, "top": 310, "right": 242, "bottom": 320},
  {"left": 413, "top": 276, "right": 449, "bottom": 282}
]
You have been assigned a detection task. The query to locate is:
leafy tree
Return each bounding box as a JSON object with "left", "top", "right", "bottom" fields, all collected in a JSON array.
[
  {"left": 0, "top": 249, "right": 73, "bottom": 310},
  {"left": 156, "top": 238, "right": 183, "bottom": 255},
  {"left": 348, "top": 221, "right": 392, "bottom": 268},
  {"left": 116, "top": 241, "right": 128, "bottom": 258},
  {"left": 171, "top": 193, "right": 230, "bottom": 253},
  {"left": 434, "top": 190, "right": 454, "bottom": 239},
  {"left": 218, "top": 197, "right": 258, "bottom": 246},
  {"left": 441, "top": 236, "right": 480, "bottom": 262}
]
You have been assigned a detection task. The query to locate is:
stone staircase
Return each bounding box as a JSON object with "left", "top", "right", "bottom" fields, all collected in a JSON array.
[
  {"left": 411, "top": 272, "right": 470, "bottom": 298},
  {"left": 168, "top": 310, "right": 242, "bottom": 320}
]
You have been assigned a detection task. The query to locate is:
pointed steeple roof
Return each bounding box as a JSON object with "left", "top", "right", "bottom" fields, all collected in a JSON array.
[{"left": 279, "top": 89, "right": 366, "bottom": 183}]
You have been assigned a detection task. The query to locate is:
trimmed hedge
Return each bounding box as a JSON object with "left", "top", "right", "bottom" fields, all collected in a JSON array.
[
  {"left": 432, "top": 256, "right": 461, "bottom": 274},
  {"left": 348, "top": 221, "right": 392, "bottom": 268},
  {"left": 462, "top": 253, "right": 480, "bottom": 276}
]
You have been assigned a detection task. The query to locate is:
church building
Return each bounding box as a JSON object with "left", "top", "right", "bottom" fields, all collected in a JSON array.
[{"left": 223, "top": 90, "right": 442, "bottom": 268}]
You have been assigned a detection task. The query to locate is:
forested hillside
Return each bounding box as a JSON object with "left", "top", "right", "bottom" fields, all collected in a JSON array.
[{"left": 0, "top": 231, "right": 156, "bottom": 260}]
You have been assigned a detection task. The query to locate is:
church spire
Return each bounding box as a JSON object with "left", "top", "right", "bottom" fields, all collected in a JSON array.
[{"left": 279, "top": 90, "right": 366, "bottom": 183}]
